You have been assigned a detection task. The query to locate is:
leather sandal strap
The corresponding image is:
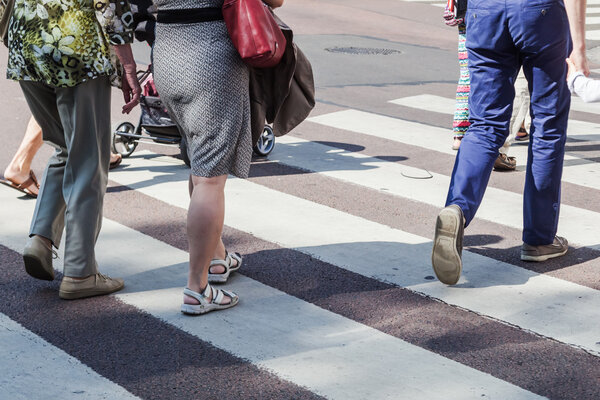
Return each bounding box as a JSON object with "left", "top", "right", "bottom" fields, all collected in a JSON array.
[
  {"left": 29, "top": 170, "right": 40, "bottom": 188},
  {"left": 209, "top": 258, "right": 229, "bottom": 268},
  {"left": 213, "top": 288, "right": 225, "bottom": 304},
  {"left": 183, "top": 287, "right": 204, "bottom": 303},
  {"left": 227, "top": 252, "right": 242, "bottom": 265},
  {"left": 16, "top": 176, "right": 35, "bottom": 190}
]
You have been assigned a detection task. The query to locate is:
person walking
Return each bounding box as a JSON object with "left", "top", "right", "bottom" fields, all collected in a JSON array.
[
  {"left": 151, "top": 0, "right": 284, "bottom": 315},
  {"left": 445, "top": 4, "right": 528, "bottom": 171},
  {"left": 432, "top": 0, "right": 588, "bottom": 285},
  {"left": 1, "top": 117, "right": 124, "bottom": 198},
  {"left": 6, "top": 0, "right": 141, "bottom": 298}
]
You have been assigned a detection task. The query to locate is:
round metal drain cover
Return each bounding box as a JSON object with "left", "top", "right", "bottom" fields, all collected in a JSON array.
[{"left": 325, "top": 47, "right": 402, "bottom": 55}]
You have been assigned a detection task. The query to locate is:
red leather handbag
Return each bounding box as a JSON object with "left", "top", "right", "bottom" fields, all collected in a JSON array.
[{"left": 222, "top": 0, "right": 286, "bottom": 68}]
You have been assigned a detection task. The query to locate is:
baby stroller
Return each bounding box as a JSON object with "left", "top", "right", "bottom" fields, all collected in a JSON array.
[{"left": 111, "top": 67, "right": 276, "bottom": 166}]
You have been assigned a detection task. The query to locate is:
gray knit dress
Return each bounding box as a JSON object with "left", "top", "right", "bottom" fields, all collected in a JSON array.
[{"left": 152, "top": 0, "right": 252, "bottom": 178}]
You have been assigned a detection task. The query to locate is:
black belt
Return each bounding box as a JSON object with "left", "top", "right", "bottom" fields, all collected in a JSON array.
[{"left": 156, "top": 7, "right": 223, "bottom": 24}]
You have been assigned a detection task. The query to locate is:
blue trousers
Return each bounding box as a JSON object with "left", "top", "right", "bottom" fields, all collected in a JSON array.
[{"left": 445, "top": 0, "right": 571, "bottom": 246}]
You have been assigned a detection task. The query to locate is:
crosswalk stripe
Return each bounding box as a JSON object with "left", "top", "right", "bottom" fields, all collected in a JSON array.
[
  {"left": 271, "top": 134, "right": 600, "bottom": 250},
  {"left": 389, "top": 94, "right": 600, "bottom": 133},
  {"left": 0, "top": 186, "right": 544, "bottom": 400},
  {"left": 307, "top": 108, "right": 600, "bottom": 196},
  {"left": 103, "top": 152, "right": 600, "bottom": 356},
  {"left": 0, "top": 313, "right": 140, "bottom": 400},
  {"left": 570, "top": 96, "right": 600, "bottom": 114},
  {"left": 587, "top": 16, "right": 600, "bottom": 24},
  {"left": 586, "top": 30, "right": 600, "bottom": 40}
]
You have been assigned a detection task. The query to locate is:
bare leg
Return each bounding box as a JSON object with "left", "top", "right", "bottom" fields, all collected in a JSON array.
[
  {"left": 184, "top": 174, "right": 230, "bottom": 305},
  {"left": 3, "top": 116, "right": 43, "bottom": 196},
  {"left": 186, "top": 175, "right": 236, "bottom": 275}
]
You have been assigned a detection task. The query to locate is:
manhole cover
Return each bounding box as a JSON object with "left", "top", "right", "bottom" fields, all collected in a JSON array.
[{"left": 325, "top": 47, "right": 402, "bottom": 55}]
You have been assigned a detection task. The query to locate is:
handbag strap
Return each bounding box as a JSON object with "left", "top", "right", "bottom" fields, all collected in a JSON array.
[{"left": 156, "top": 7, "right": 222, "bottom": 24}]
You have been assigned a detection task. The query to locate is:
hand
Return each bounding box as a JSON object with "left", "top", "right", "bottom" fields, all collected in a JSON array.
[
  {"left": 112, "top": 44, "right": 141, "bottom": 114},
  {"left": 121, "top": 65, "right": 141, "bottom": 114},
  {"left": 569, "top": 49, "right": 589, "bottom": 77},
  {"left": 566, "top": 58, "right": 577, "bottom": 82}
]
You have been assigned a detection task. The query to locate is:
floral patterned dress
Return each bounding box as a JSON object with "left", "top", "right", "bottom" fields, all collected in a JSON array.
[{"left": 5, "top": 0, "right": 134, "bottom": 87}]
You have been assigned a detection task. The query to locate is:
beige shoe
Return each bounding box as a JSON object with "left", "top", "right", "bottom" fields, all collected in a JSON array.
[
  {"left": 521, "top": 236, "right": 568, "bottom": 262},
  {"left": 432, "top": 205, "right": 464, "bottom": 285},
  {"left": 23, "top": 235, "right": 56, "bottom": 281},
  {"left": 59, "top": 273, "right": 124, "bottom": 300}
]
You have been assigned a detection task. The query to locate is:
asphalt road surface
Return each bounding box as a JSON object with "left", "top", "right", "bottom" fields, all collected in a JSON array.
[{"left": 1, "top": 1, "right": 600, "bottom": 399}]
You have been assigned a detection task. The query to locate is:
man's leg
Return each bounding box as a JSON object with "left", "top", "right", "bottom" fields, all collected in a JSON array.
[
  {"left": 445, "top": 10, "right": 520, "bottom": 225},
  {"left": 19, "top": 82, "right": 68, "bottom": 248},
  {"left": 55, "top": 77, "right": 112, "bottom": 278},
  {"left": 433, "top": 2, "right": 519, "bottom": 285},
  {"left": 516, "top": 4, "right": 571, "bottom": 247}
]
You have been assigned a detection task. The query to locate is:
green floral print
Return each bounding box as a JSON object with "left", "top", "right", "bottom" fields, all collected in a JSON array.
[{"left": 6, "top": 0, "right": 134, "bottom": 87}]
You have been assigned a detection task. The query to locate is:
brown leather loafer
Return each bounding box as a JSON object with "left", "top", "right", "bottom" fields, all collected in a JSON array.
[
  {"left": 23, "top": 235, "right": 56, "bottom": 281},
  {"left": 59, "top": 273, "right": 124, "bottom": 300},
  {"left": 494, "top": 153, "right": 517, "bottom": 171},
  {"left": 521, "top": 236, "right": 568, "bottom": 262}
]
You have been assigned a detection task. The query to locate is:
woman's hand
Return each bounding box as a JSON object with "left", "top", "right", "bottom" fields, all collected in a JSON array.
[
  {"left": 113, "top": 44, "right": 142, "bottom": 114},
  {"left": 120, "top": 64, "right": 142, "bottom": 114}
]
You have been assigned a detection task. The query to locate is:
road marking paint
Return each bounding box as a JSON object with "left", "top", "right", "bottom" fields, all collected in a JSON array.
[
  {"left": 390, "top": 94, "right": 600, "bottom": 132},
  {"left": 0, "top": 313, "right": 140, "bottom": 400},
  {"left": 106, "top": 154, "right": 600, "bottom": 356},
  {"left": 586, "top": 30, "right": 600, "bottom": 40},
  {"left": 0, "top": 186, "right": 544, "bottom": 400},
  {"left": 570, "top": 96, "right": 600, "bottom": 114},
  {"left": 587, "top": 16, "right": 600, "bottom": 24},
  {"left": 308, "top": 108, "right": 600, "bottom": 194}
]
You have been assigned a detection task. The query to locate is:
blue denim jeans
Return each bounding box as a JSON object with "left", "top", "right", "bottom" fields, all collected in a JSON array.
[{"left": 446, "top": 0, "right": 571, "bottom": 246}]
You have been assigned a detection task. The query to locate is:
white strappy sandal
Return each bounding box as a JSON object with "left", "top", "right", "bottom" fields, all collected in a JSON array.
[
  {"left": 208, "top": 251, "right": 242, "bottom": 283},
  {"left": 181, "top": 284, "right": 239, "bottom": 315}
]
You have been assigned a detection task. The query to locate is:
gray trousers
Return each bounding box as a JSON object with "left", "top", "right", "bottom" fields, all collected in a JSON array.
[{"left": 20, "top": 77, "right": 111, "bottom": 278}]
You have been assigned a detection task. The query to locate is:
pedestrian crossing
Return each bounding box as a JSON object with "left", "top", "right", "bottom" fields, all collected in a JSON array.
[
  {"left": 308, "top": 107, "right": 600, "bottom": 194},
  {"left": 0, "top": 313, "right": 141, "bottom": 400},
  {"left": 2, "top": 92, "right": 600, "bottom": 399},
  {"left": 105, "top": 151, "right": 600, "bottom": 355},
  {"left": 0, "top": 185, "right": 546, "bottom": 400}
]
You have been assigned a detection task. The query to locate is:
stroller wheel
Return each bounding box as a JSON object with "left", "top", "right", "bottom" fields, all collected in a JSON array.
[
  {"left": 179, "top": 135, "right": 191, "bottom": 168},
  {"left": 112, "top": 122, "right": 138, "bottom": 158},
  {"left": 253, "top": 125, "right": 275, "bottom": 157}
]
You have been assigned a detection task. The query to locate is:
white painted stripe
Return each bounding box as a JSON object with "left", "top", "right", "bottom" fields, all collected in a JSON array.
[
  {"left": 308, "top": 109, "right": 600, "bottom": 196},
  {"left": 0, "top": 186, "right": 543, "bottom": 400},
  {"left": 390, "top": 94, "right": 600, "bottom": 131},
  {"left": 587, "top": 7, "right": 600, "bottom": 14},
  {"left": 0, "top": 313, "right": 140, "bottom": 400},
  {"left": 271, "top": 134, "right": 600, "bottom": 250},
  {"left": 586, "top": 30, "right": 600, "bottom": 40},
  {"left": 391, "top": 93, "right": 455, "bottom": 115},
  {"left": 106, "top": 152, "right": 600, "bottom": 356},
  {"left": 570, "top": 96, "right": 600, "bottom": 114},
  {"left": 587, "top": 16, "right": 600, "bottom": 24}
]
